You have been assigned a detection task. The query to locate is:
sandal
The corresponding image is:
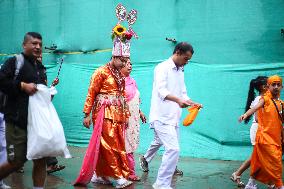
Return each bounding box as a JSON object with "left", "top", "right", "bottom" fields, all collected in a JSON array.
[
  {"left": 174, "top": 167, "right": 183, "bottom": 176},
  {"left": 116, "top": 180, "right": 133, "bottom": 188},
  {"left": 128, "top": 175, "right": 141, "bottom": 181},
  {"left": 267, "top": 184, "right": 276, "bottom": 189},
  {"left": 47, "top": 164, "right": 65, "bottom": 174},
  {"left": 230, "top": 172, "right": 245, "bottom": 187}
]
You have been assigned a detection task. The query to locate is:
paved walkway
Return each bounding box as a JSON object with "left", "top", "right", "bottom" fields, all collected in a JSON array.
[{"left": 3, "top": 147, "right": 275, "bottom": 189}]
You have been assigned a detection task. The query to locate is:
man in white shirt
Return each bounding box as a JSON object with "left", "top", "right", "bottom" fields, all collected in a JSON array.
[{"left": 140, "top": 42, "right": 202, "bottom": 189}]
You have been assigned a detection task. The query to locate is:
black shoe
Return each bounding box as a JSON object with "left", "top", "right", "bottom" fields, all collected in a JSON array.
[
  {"left": 139, "top": 156, "right": 149, "bottom": 172},
  {"left": 47, "top": 164, "right": 65, "bottom": 174},
  {"left": 174, "top": 167, "right": 183, "bottom": 176}
]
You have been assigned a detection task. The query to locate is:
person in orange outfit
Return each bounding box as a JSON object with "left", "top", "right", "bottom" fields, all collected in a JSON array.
[
  {"left": 74, "top": 56, "right": 132, "bottom": 188},
  {"left": 74, "top": 4, "right": 138, "bottom": 188},
  {"left": 239, "top": 75, "right": 284, "bottom": 189}
]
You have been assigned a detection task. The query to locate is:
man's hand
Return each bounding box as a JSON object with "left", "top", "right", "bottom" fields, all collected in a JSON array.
[
  {"left": 51, "top": 78, "right": 59, "bottom": 86},
  {"left": 83, "top": 115, "right": 91, "bottom": 129},
  {"left": 140, "top": 111, "right": 147, "bottom": 124},
  {"left": 194, "top": 103, "right": 203, "bottom": 108},
  {"left": 177, "top": 99, "right": 191, "bottom": 108},
  {"left": 185, "top": 100, "right": 203, "bottom": 108},
  {"left": 21, "top": 82, "right": 37, "bottom": 95}
]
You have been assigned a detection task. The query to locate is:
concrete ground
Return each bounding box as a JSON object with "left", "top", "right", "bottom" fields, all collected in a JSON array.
[{"left": 3, "top": 146, "right": 276, "bottom": 189}]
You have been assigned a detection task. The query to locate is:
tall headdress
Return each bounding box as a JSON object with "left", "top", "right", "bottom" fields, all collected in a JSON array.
[{"left": 111, "top": 4, "right": 138, "bottom": 57}]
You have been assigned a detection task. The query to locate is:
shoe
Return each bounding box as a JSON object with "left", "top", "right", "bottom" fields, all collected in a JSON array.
[
  {"left": 245, "top": 183, "right": 258, "bottom": 189},
  {"left": 139, "top": 156, "right": 149, "bottom": 172},
  {"left": 116, "top": 178, "right": 132, "bottom": 188},
  {"left": 230, "top": 172, "right": 245, "bottom": 187},
  {"left": 91, "top": 176, "right": 112, "bottom": 185},
  {"left": 0, "top": 183, "right": 11, "bottom": 189},
  {"left": 174, "top": 167, "right": 183, "bottom": 176},
  {"left": 46, "top": 164, "right": 65, "bottom": 174},
  {"left": 152, "top": 183, "right": 173, "bottom": 189}
]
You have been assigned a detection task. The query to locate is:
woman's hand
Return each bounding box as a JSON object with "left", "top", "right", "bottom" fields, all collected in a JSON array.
[
  {"left": 140, "top": 111, "right": 147, "bottom": 124},
  {"left": 238, "top": 114, "right": 248, "bottom": 123},
  {"left": 83, "top": 115, "right": 91, "bottom": 129}
]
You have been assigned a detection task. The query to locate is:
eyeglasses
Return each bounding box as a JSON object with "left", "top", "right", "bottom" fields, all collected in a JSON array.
[{"left": 180, "top": 53, "right": 192, "bottom": 62}]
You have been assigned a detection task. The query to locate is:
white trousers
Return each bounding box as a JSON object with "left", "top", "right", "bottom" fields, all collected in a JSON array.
[
  {"left": 0, "top": 114, "right": 6, "bottom": 165},
  {"left": 0, "top": 114, "right": 6, "bottom": 184},
  {"left": 250, "top": 123, "right": 258, "bottom": 145},
  {"left": 144, "top": 121, "right": 179, "bottom": 187}
]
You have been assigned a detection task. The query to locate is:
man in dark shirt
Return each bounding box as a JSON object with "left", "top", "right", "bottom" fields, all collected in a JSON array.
[{"left": 0, "top": 32, "right": 47, "bottom": 189}]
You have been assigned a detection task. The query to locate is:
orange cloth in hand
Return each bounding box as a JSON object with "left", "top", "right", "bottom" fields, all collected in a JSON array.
[{"left": 183, "top": 106, "right": 200, "bottom": 126}]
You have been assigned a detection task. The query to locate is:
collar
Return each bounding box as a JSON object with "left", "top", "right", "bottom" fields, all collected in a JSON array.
[
  {"left": 21, "top": 52, "right": 36, "bottom": 64},
  {"left": 21, "top": 52, "right": 45, "bottom": 69},
  {"left": 169, "top": 58, "right": 184, "bottom": 71}
]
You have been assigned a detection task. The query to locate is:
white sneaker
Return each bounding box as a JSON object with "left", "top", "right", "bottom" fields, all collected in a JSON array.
[
  {"left": 152, "top": 183, "right": 173, "bottom": 189},
  {"left": 91, "top": 176, "right": 112, "bottom": 185},
  {"left": 115, "top": 178, "right": 132, "bottom": 188},
  {"left": 90, "top": 173, "right": 97, "bottom": 183},
  {"left": 0, "top": 183, "right": 11, "bottom": 189},
  {"left": 245, "top": 183, "right": 258, "bottom": 189}
]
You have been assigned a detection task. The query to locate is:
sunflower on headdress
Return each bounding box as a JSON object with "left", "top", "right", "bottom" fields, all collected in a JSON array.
[{"left": 112, "top": 24, "right": 126, "bottom": 38}]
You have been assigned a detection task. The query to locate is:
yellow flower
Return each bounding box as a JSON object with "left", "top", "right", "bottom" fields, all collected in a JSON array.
[{"left": 113, "top": 24, "right": 126, "bottom": 36}]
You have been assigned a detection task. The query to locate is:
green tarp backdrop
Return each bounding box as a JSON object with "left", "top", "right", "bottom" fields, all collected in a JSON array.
[{"left": 1, "top": 0, "right": 284, "bottom": 160}]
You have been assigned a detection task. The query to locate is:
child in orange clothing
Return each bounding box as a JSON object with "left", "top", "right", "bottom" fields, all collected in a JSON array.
[
  {"left": 231, "top": 76, "right": 267, "bottom": 187},
  {"left": 239, "top": 75, "right": 284, "bottom": 189}
]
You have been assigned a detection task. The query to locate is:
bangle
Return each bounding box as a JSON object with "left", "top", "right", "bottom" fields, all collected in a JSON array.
[
  {"left": 84, "top": 114, "right": 89, "bottom": 118},
  {"left": 20, "top": 82, "right": 24, "bottom": 90}
]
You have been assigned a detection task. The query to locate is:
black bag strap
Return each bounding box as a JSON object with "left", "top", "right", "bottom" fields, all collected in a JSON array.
[
  {"left": 271, "top": 98, "right": 284, "bottom": 123},
  {"left": 0, "top": 54, "right": 24, "bottom": 113},
  {"left": 14, "top": 54, "right": 24, "bottom": 80}
]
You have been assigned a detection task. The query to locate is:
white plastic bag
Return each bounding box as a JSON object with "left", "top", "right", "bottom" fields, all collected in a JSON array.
[{"left": 27, "top": 84, "right": 71, "bottom": 160}]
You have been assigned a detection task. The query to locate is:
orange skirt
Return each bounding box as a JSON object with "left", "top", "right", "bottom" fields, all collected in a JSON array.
[
  {"left": 95, "top": 118, "right": 130, "bottom": 179},
  {"left": 250, "top": 143, "right": 283, "bottom": 187}
]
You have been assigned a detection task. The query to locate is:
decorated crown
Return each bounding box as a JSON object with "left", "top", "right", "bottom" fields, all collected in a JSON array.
[{"left": 111, "top": 4, "right": 138, "bottom": 57}]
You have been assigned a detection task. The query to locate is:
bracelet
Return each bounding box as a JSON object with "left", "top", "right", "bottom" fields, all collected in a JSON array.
[
  {"left": 20, "top": 82, "right": 24, "bottom": 90},
  {"left": 84, "top": 114, "right": 89, "bottom": 118}
]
